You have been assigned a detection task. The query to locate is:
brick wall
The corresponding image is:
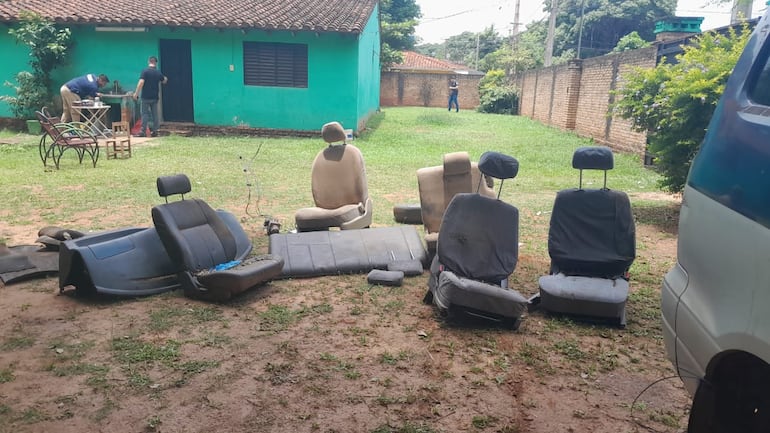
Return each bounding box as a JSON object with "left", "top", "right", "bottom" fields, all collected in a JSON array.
[
  {"left": 381, "top": 71, "right": 481, "bottom": 109},
  {"left": 515, "top": 46, "right": 657, "bottom": 159}
]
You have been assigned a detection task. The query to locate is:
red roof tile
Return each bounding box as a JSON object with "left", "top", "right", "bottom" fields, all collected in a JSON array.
[
  {"left": 391, "top": 51, "right": 473, "bottom": 72},
  {"left": 0, "top": 0, "right": 377, "bottom": 34}
]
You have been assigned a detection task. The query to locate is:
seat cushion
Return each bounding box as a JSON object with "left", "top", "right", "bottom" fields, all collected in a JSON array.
[
  {"left": 193, "top": 254, "right": 284, "bottom": 301},
  {"left": 538, "top": 273, "right": 628, "bottom": 323},
  {"left": 434, "top": 270, "right": 528, "bottom": 320},
  {"left": 295, "top": 203, "right": 364, "bottom": 231}
]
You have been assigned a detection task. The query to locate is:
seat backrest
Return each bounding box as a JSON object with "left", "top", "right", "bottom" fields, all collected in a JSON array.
[
  {"left": 151, "top": 174, "right": 238, "bottom": 272},
  {"left": 417, "top": 152, "right": 495, "bottom": 234},
  {"left": 437, "top": 193, "right": 519, "bottom": 283},
  {"left": 112, "top": 121, "right": 130, "bottom": 137},
  {"left": 310, "top": 143, "right": 369, "bottom": 210},
  {"left": 548, "top": 146, "right": 635, "bottom": 278}
]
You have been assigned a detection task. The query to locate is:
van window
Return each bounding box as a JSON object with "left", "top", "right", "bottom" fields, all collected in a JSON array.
[
  {"left": 748, "top": 44, "right": 770, "bottom": 105},
  {"left": 688, "top": 37, "right": 770, "bottom": 226}
]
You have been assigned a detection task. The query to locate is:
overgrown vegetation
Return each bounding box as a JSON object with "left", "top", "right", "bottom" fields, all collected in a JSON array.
[
  {"left": 613, "top": 25, "right": 751, "bottom": 192},
  {"left": 0, "top": 11, "right": 72, "bottom": 119},
  {"left": 477, "top": 69, "right": 519, "bottom": 114}
]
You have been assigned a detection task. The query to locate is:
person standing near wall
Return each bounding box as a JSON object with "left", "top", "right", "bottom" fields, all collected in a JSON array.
[
  {"left": 132, "top": 56, "right": 168, "bottom": 137},
  {"left": 448, "top": 77, "right": 459, "bottom": 112},
  {"left": 60, "top": 73, "right": 110, "bottom": 122}
]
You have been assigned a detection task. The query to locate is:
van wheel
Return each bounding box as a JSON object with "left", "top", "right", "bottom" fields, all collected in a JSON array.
[{"left": 688, "top": 353, "right": 770, "bottom": 433}]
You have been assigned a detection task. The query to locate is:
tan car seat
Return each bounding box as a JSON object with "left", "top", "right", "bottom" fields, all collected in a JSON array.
[
  {"left": 417, "top": 151, "right": 495, "bottom": 257},
  {"left": 294, "top": 121, "right": 373, "bottom": 231}
]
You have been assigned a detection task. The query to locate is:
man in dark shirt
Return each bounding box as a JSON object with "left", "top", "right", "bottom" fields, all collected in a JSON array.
[
  {"left": 448, "top": 77, "right": 459, "bottom": 112},
  {"left": 60, "top": 73, "right": 109, "bottom": 122},
  {"left": 132, "top": 56, "right": 168, "bottom": 137}
]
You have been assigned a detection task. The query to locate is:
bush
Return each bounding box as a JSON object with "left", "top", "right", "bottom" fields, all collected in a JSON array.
[
  {"left": 1, "top": 71, "right": 48, "bottom": 119},
  {"left": 612, "top": 25, "right": 750, "bottom": 192},
  {"left": 478, "top": 70, "right": 518, "bottom": 114},
  {"left": 0, "top": 11, "right": 72, "bottom": 119}
]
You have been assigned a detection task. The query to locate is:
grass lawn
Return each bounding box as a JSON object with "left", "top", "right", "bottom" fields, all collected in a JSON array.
[{"left": 0, "top": 107, "right": 688, "bottom": 432}]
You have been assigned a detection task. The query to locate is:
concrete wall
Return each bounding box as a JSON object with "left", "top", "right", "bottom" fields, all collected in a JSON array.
[
  {"left": 516, "top": 46, "right": 657, "bottom": 158},
  {"left": 380, "top": 71, "right": 481, "bottom": 109}
]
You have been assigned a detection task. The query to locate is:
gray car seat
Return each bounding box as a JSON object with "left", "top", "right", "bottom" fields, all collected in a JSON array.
[
  {"left": 423, "top": 151, "right": 529, "bottom": 329},
  {"left": 152, "top": 174, "right": 284, "bottom": 301},
  {"left": 532, "top": 146, "right": 636, "bottom": 326}
]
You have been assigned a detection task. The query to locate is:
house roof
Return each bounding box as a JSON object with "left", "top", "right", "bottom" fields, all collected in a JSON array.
[
  {"left": 390, "top": 51, "right": 483, "bottom": 75},
  {"left": 0, "top": 0, "right": 378, "bottom": 34}
]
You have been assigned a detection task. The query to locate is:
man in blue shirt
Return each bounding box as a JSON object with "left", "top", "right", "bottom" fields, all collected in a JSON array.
[
  {"left": 132, "top": 56, "right": 168, "bottom": 137},
  {"left": 60, "top": 73, "right": 109, "bottom": 122}
]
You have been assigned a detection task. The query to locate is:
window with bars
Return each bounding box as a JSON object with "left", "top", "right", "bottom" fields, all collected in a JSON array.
[{"left": 243, "top": 42, "right": 308, "bottom": 88}]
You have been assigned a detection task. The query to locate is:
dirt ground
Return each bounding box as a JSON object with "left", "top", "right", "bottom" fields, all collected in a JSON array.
[{"left": 0, "top": 194, "right": 690, "bottom": 433}]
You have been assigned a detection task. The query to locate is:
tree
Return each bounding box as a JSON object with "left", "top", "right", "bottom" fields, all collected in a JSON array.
[
  {"left": 443, "top": 27, "right": 503, "bottom": 69},
  {"left": 612, "top": 31, "right": 650, "bottom": 52},
  {"left": 612, "top": 25, "right": 750, "bottom": 192},
  {"left": 549, "top": 0, "right": 675, "bottom": 59},
  {"left": 380, "top": 0, "right": 421, "bottom": 67},
  {"left": 0, "top": 11, "right": 72, "bottom": 119}
]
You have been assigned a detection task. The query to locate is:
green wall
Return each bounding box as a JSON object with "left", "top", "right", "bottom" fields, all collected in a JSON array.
[
  {"left": 355, "top": 4, "right": 382, "bottom": 130},
  {"left": 0, "top": 10, "right": 382, "bottom": 132}
]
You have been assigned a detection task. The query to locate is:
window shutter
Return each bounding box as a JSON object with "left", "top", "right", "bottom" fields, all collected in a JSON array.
[{"left": 244, "top": 42, "right": 307, "bottom": 88}]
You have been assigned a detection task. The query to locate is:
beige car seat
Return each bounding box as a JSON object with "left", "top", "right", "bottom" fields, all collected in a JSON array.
[
  {"left": 294, "top": 121, "right": 373, "bottom": 231},
  {"left": 417, "top": 151, "right": 495, "bottom": 256}
]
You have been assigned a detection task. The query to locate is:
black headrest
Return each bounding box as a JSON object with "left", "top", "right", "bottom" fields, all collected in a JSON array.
[
  {"left": 572, "top": 146, "right": 614, "bottom": 170},
  {"left": 157, "top": 174, "right": 192, "bottom": 197},
  {"left": 478, "top": 151, "right": 519, "bottom": 180}
]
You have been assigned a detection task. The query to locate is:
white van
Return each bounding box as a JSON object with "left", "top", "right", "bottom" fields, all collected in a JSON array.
[{"left": 661, "top": 10, "right": 770, "bottom": 433}]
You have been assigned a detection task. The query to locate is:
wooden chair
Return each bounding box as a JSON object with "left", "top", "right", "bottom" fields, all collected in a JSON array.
[
  {"left": 35, "top": 108, "right": 99, "bottom": 169},
  {"left": 105, "top": 121, "right": 132, "bottom": 159}
]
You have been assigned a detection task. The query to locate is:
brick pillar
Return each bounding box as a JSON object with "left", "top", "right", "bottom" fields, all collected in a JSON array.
[{"left": 565, "top": 59, "right": 583, "bottom": 130}]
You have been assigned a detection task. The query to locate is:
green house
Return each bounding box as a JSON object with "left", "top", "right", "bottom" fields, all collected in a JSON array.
[{"left": 0, "top": 0, "right": 381, "bottom": 133}]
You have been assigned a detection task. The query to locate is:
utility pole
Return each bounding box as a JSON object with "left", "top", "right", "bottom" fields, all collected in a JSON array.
[
  {"left": 576, "top": 0, "right": 586, "bottom": 59},
  {"left": 511, "top": 0, "right": 521, "bottom": 75},
  {"left": 544, "top": 0, "right": 558, "bottom": 67},
  {"left": 731, "top": 0, "right": 753, "bottom": 24},
  {"left": 512, "top": 0, "right": 521, "bottom": 51}
]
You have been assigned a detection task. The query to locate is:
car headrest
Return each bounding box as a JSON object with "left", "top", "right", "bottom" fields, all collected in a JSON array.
[
  {"left": 479, "top": 151, "right": 519, "bottom": 179},
  {"left": 443, "top": 151, "right": 471, "bottom": 176},
  {"left": 157, "top": 174, "right": 192, "bottom": 198},
  {"left": 321, "top": 121, "right": 347, "bottom": 145},
  {"left": 572, "top": 146, "right": 614, "bottom": 170}
]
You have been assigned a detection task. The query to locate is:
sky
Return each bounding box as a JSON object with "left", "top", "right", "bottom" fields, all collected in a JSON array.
[{"left": 415, "top": 0, "right": 769, "bottom": 44}]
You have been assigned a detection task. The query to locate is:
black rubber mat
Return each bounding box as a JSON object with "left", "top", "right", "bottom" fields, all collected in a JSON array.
[{"left": 0, "top": 245, "right": 59, "bottom": 284}]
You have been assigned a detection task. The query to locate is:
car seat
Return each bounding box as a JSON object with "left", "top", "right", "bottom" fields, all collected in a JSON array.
[
  {"left": 423, "top": 151, "right": 529, "bottom": 329},
  {"left": 416, "top": 151, "right": 495, "bottom": 258},
  {"left": 151, "top": 173, "right": 284, "bottom": 301},
  {"left": 532, "top": 146, "right": 636, "bottom": 326},
  {"left": 294, "top": 121, "right": 373, "bottom": 231}
]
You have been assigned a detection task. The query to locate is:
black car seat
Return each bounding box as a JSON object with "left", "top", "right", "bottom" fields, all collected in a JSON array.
[
  {"left": 151, "top": 174, "right": 284, "bottom": 301},
  {"left": 423, "top": 151, "right": 529, "bottom": 329},
  {"left": 532, "top": 146, "right": 636, "bottom": 326}
]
